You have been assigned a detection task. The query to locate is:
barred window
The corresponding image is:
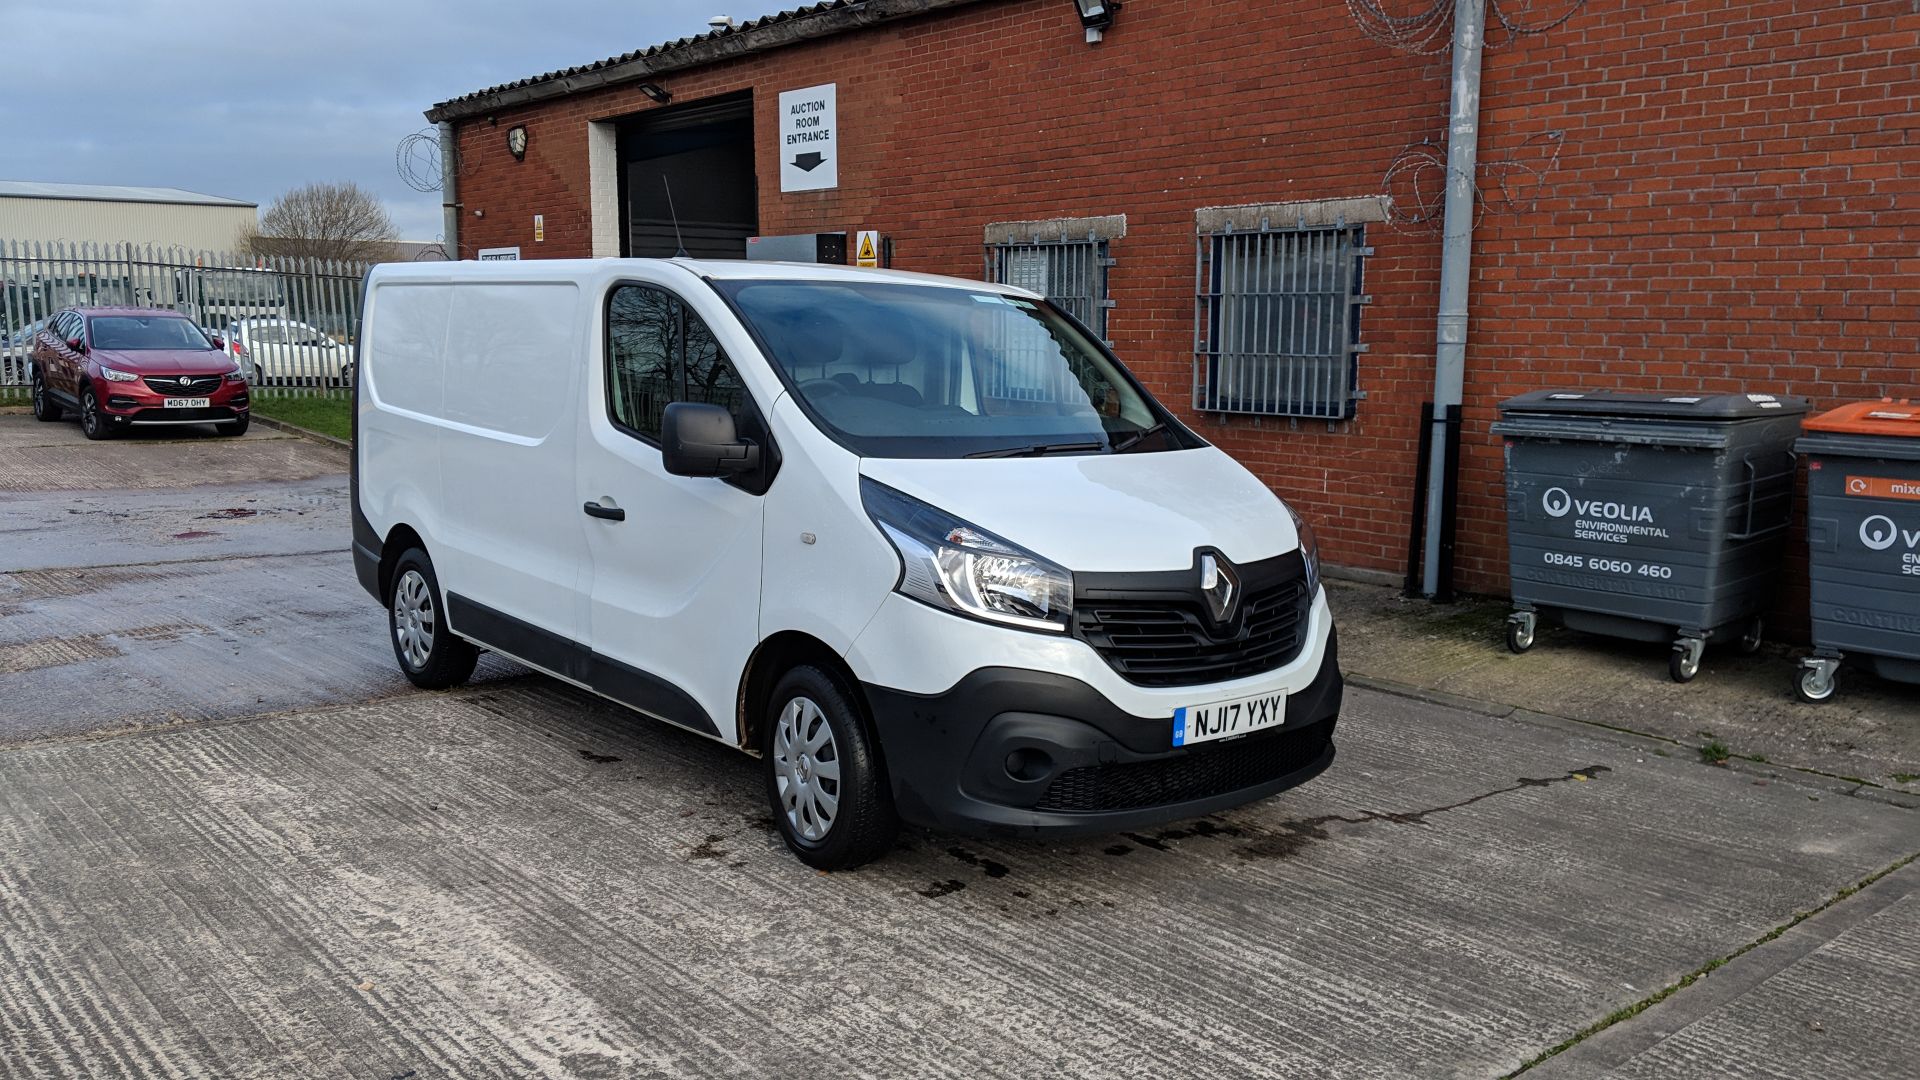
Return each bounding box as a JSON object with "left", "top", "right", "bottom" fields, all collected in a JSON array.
[
  {"left": 1194, "top": 226, "right": 1367, "bottom": 420},
  {"left": 987, "top": 239, "right": 1112, "bottom": 341}
]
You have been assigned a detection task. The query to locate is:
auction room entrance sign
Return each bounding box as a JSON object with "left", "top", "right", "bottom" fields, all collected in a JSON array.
[{"left": 779, "top": 83, "right": 838, "bottom": 193}]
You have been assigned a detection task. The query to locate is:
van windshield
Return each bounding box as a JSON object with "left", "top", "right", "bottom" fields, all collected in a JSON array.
[{"left": 714, "top": 280, "right": 1190, "bottom": 459}]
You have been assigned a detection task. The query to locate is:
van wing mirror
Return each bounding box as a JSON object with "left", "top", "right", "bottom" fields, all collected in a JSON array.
[{"left": 661, "top": 401, "right": 761, "bottom": 478}]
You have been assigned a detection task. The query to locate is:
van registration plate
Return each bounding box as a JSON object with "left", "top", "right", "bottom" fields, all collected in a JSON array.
[
  {"left": 1173, "top": 690, "right": 1287, "bottom": 747},
  {"left": 163, "top": 397, "right": 211, "bottom": 409}
]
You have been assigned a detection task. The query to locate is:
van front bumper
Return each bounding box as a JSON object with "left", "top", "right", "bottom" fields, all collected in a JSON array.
[{"left": 862, "top": 629, "right": 1341, "bottom": 837}]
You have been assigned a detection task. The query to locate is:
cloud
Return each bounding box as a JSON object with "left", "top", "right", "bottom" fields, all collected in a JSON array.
[{"left": 0, "top": 0, "right": 791, "bottom": 242}]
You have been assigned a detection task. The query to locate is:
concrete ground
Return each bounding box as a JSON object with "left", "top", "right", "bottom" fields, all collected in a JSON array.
[
  {"left": 1, "top": 411, "right": 1915, "bottom": 1079},
  {"left": 1331, "top": 581, "right": 1920, "bottom": 797}
]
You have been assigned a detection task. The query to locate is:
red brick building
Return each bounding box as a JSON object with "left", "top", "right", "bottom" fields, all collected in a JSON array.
[{"left": 426, "top": 0, "right": 1920, "bottom": 595}]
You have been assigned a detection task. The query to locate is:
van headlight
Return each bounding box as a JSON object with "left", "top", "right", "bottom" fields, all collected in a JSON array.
[
  {"left": 861, "top": 477, "right": 1072, "bottom": 633},
  {"left": 1287, "top": 503, "right": 1322, "bottom": 599}
]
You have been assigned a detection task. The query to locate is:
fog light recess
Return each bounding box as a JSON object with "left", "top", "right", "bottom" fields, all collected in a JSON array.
[{"left": 1005, "top": 747, "right": 1055, "bottom": 782}]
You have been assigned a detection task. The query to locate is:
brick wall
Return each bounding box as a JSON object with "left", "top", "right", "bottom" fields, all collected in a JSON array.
[{"left": 450, "top": 0, "right": 1920, "bottom": 600}]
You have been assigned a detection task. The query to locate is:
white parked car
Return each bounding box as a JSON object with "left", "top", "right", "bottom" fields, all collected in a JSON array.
[
  {"left": 353, "top": 259, "right": 1343, "bottom": 869},
  {"left": 224, "top": 317, "right": 352, "bottom": 386},
  {"left": 3, "top": 319, "right": 47, "bottom": 384}
]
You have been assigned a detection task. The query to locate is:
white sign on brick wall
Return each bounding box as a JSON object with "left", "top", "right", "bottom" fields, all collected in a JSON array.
[{"left": 778, "top": 83, "right": 838, "bottom": 193}]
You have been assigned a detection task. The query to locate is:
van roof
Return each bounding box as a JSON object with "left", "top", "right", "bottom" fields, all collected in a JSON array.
[{"left": 365, "top": 257, "right": 1036, "bottom": 298}]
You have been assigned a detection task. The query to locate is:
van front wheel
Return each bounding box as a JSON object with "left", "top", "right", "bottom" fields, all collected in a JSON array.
[
  {"left": 388, "top": 549, "right": 479, "bottom": 689},
  {"left": 763, "top": 665, "right": 897, "bottom": 870}
]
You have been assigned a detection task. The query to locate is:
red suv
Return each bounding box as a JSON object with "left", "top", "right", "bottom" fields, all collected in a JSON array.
[{"left": 30, "top": 307, "right": 250, "bottom": 439}]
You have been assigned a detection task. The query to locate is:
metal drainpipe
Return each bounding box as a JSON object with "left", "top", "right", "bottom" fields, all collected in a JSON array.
[
  {"left": 1421, "top": 0, "right": 1488, "bottom": 598},
  {"left": 438, "top": 121, "right": 460, "bottom": 259}
]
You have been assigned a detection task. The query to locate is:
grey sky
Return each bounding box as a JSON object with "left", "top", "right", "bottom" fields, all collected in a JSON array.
[{"left": 0, "top": 0, "right": 792, "bottom": 242}]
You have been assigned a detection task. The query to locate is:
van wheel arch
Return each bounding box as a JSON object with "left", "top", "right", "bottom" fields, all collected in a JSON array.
[
  {"left": 379, "top": 524, "right": 426, "bottom": 601},
  {"left": 739, "top": 632, "right": 881, "bottom": 768}
]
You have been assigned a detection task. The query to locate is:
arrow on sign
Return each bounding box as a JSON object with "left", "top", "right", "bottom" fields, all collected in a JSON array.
[{"left": 791, "top": 152, "right": 827, "bottom": 172}]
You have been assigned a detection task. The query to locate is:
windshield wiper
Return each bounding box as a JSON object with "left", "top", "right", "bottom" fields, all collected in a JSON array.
[
  {"left": 1108, "top": 423, "right": 1168, "bottom": 454},
  {"left": 965, "top": 441, "right": 1106, "bottom": 459}
]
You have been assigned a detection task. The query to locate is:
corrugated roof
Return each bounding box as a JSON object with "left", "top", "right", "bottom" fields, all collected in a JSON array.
[
  {"left": 426, "top": 0, "right": 990, "bottom": 123},
  {"left": 0, "top": 181, "right": 256, "bottom": 209}
]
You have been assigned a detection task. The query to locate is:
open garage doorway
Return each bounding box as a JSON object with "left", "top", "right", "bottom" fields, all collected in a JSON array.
[{"left": 617, "top": 92, "right": 757, "bottom": 259}]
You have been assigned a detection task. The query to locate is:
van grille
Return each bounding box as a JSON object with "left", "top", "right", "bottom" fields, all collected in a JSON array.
[
  {"left": 1034, "top": 719, "right": 1332, "bottom": 813},
  {"left": 1073, "top": 554, "right": 1313, "bottom": 688}
]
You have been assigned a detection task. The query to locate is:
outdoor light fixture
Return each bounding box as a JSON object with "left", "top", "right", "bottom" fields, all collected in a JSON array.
[
  {"left": 1072, "top": 0, "right": 1117, "bottom": 42},
  {"left": 506, "top": 125, "right": 528, "bottom": 159},
  {"left": 640, "top": 83, "right": 672, "bottom": 104}
]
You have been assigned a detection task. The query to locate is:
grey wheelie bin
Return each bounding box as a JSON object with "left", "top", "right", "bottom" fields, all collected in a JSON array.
[
  {"left": 1491, "top": 390, "right": 1811, "bottom": 682},
  {"left": 1792, "top": 399, "right": 1920, "bottom": 703}
]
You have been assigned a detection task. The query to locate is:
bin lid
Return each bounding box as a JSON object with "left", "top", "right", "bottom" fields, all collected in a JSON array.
[
  {"left": 1498, "top": 389, "right": 1811, "bottom": 420},
  {"left": 1802, "top": 399, "right": 1920, "bottom": 438}
]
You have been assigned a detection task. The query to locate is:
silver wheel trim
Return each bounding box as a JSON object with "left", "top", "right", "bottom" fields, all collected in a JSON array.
[
  {"left": 392, "top": 569, "right": 436, "bottom": 670},
  {"left": 773, "top": 696, "right": 841, "bottom": 843}
]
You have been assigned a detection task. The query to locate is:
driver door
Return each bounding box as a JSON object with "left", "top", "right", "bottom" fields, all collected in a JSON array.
[{"left": 575, "top": 277, "right": 766, "bottom": 743}]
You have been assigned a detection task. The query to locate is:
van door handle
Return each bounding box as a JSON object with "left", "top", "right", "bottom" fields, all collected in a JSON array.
[{"left": 583, "top": 501, "right": 626, "bottom": 522}]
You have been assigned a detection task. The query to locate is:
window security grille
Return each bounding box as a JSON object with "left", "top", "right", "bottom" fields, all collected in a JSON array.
[
  {"left": 988, "top": 239, "right": 1112, "bottom": 341},
  {"left": 985, "top": 237, "right": 1114, "bottom": 406},
  {"left": 1194, "top": 226, "right": 1367, "bottom": 420}
]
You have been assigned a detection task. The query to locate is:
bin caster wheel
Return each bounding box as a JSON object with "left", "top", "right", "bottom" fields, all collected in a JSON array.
[
  {"left": 1736, "top": 618, "right": 1764, "bottom": 656},
  {"left": 1795, "top": 663, "right": 1837, "bottom": 704},
  {"left": 1669, "top": 638, "right": 1704, "bottom": 683},
  {"left": 1506, "top": 613, "right": 1536, "bottom": 654}
]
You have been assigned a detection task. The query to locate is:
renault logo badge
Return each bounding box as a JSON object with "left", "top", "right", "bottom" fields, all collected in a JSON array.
[{"left": 1200, "top": 553, "right": 1239, "bottom": 623}]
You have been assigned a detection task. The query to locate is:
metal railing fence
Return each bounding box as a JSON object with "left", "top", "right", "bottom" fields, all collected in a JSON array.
[{"left": 1, "top": 239, "right": 371, "bottom": 400}]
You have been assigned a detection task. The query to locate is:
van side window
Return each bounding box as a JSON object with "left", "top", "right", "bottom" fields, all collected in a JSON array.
[
  {"left": 608, "top": 285, "right": 682, "bottom": 440},
  {"left": 682, "top": 312, "right": 748, "bottom": 424},
  {"left": 607, "top": 284, "right": 749, "bottom": 441}
]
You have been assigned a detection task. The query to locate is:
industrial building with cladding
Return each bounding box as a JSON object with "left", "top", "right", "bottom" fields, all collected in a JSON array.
[{"left": 424, "top": 0, "right": 1920, "bottom": 599}]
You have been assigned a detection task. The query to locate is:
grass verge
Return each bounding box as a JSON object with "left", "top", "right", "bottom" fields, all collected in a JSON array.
[{"left": 250, "top": 391, "right": 351, "bottom": 442}]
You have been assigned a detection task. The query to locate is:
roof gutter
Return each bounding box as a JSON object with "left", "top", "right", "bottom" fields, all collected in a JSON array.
[{"left": 424, "top": 0, "right": 994, "bottom": 124}]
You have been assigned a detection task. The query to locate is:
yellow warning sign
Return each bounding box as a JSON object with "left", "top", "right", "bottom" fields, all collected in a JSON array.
[{"left": 855, "top": 230, "right": 879, "bottom": 268}]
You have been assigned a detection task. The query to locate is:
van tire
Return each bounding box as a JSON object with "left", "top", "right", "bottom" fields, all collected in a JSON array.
[
  {"left": 763, "top": 665, "right": 897, "bottom": 870},
  {"left": 388, "top": 548, "right": 479, "bottom": 690}
]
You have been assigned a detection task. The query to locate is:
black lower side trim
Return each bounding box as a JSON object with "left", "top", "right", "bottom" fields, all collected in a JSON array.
[
  {"left": 863, "top": 628, "right": 1343, "bottom": 837},
  {"left": 352, "top": 540, "right": 381, "bottom": 601},
  {"left": 445, "top": 592, "right": 719, "bottom": 739}
]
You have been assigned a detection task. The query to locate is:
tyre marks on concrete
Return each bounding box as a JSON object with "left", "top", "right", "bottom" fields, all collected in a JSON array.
[
  {"left": 0, "top": 551, "right": 521, "bottom": 744},
  {"left": 0, "top": 683, "right": 1912, "bottom": 1079}
]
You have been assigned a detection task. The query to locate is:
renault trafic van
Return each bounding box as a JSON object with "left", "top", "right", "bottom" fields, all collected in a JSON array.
[{"left": 353, "top": 259, "right": 1342, "bottom": 869}]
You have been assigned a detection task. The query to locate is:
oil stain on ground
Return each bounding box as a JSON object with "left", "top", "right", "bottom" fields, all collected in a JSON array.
[
  {"left": 1235, "top": 764, "right": 1614, "bottom": 861},
  {"left": 946, "top": 847, "right": 1010, "bottom": 878}
]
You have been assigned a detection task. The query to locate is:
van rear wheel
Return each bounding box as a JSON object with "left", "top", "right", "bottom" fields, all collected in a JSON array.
[
  {"left": 388, "top": 549, "right": 479, "bottom": 689},
  {"left": 763, "top": 665, "right": 897, "bottom": 870}
]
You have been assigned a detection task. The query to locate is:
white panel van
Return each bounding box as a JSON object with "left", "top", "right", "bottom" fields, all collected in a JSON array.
[{"left": 353, "top": 259, "right": 1343, "bottom": 868}]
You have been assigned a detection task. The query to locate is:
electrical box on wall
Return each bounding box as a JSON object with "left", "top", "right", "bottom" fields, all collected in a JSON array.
[{"left": 745, "top": 232, "right": 849, "bottom": 264}]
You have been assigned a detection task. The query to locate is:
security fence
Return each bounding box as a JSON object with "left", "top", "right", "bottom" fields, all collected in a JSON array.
[{"left": 1, "top": 240, "right": 370, "bottom": 400}]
